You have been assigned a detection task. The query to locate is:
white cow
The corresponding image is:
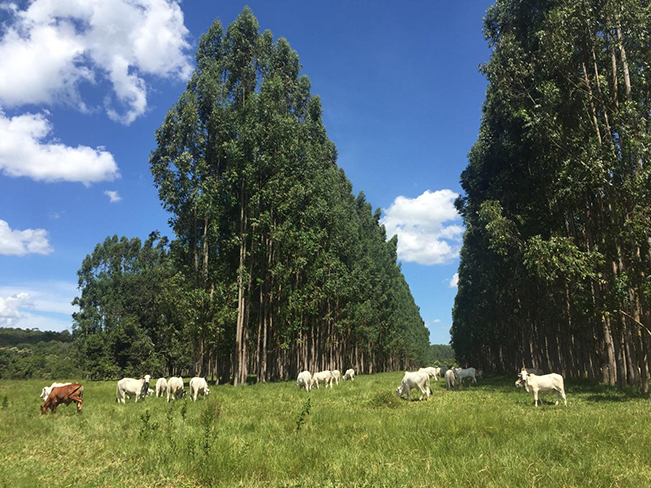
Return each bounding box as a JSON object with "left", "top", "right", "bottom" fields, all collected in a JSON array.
[
  {"left": 155, "top": 377, "right": 168, "bottom": 398},
  {"left": 343, "top": 369, "right": 355, "bottom": 381},
  {"left": 518, "top": 369, "right": 567, "bottom": 407},
  {"left": 395, "top": 371, "right": 430, "bottom": 401},
  {"left": 312, "top": 371, "right": 334, "bottom": 389},
  {"left": 116, "top": 375, "right": 151, "bottom": 404},
  {"left": 445, "top": 369, "right": 457, "bottom": 390},
  {"left": 419, "top": 367, "right": 439, "bottom": 381},
  {"left": 40, "top": 382, "right": 71, "bottom": 401},
  {"left": 453, "top": 367, "right": 477, "bottom": 385},
  {"left": 167, "top": 376, "right": 185, "bottom": 402},
  {"left": 331, "top": 370, "right": 342, "bottom": 385},
  {"left": 146, "top": 388, "right": 156, "bottom": 396},
  {"left": 515, "top": 378, "right": 528, "bottom": 391},
  {"left": 296, "top": 371, "right": 312, "bottom": 392},
  {"left": 189, "top": 377, "right": 210, "bottom": 402}
]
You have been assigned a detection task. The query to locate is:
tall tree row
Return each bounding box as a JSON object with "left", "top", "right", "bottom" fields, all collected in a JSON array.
[
  {"left": 73, "top": 9, "right": 428, "bottom": 382},
  {"left": 452, "top": 0, "right": 651, "bottom": 390}
]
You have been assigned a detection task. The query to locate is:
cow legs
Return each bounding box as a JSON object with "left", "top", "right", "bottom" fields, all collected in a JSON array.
[{"left": 534, "top": 391, "right": 539, "bottom": 407}]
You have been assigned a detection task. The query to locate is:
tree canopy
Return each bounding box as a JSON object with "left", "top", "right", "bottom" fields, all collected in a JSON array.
[
  {"left": 72, "top": 8, "right": 429, "bottom": 383},
  {"left": 453, "top": 0, "right": 651, "bottom": 390}
]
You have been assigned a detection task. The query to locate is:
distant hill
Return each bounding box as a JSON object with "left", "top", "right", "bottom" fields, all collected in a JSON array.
[
  {"left": 0, "top": 327, "right": 78, "bottom": 379},
  {"left": 426, "top": 344, "right": 455, "bottom": 365}
]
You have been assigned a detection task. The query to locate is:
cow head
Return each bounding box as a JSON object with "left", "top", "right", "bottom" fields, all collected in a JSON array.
[
  {"left": 40, "top": 403, "right": 49, "bottom": 415},
  {"left": 395, "top": 383, "right": 407, "bottom": 398},
  {"left": 518, "top": 369, "right": 529, "bottom": 383},
  {"left": 205, "top": 387, "right": 211, "bottom": 397}
]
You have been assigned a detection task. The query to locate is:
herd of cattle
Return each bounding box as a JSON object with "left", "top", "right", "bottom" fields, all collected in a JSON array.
[
  {"left": 37, "top": 366, "right": 567, "bottom": 415},
  {"left": 391, "top": 366, "right": 567, "bottom": 406}
]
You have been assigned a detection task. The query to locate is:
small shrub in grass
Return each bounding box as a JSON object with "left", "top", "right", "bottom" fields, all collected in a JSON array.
[
  {"left": 1, "top": 395, "right": 8, "bottom": 410},
  {"left": 369, "top": 391, "right": 402, "bottom": 409},
  {"left": 294, "top": 397, "right": 311, "bottom": 432},
  {"left": 180, "top": 400, "right": 188, "bottom": 421},
  {"left": 200, "top": 402, "right": 221, "bottom": 456},
  {"left": 139, "top": 409, "right": 159, "bottom": 438}
]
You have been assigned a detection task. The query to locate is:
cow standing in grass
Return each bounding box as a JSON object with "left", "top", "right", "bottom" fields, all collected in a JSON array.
[
  {"left": 155, "top": 377, "right": 168, "bottom": 398},
  {"left": 116, "top": 375, "right": 151, "bottom": 404},
  {"left": 297, "top": 371, "right": 312, "bottom": 392},
  {"left": 167, "top": 377, "right": 185, "bottom": 402},
  {"left": 189, "top": 377, "right": 210, "bottom": 401},
  {"left": 395, "top": 371, "right": 430, "bottom": 401},
  {"left": 445, "top": 369, "right": 456, "bottom": 390},
  {"left": 331, "top": 370, "right": 342, "bottom": 385},
  {"left": 312, "top": 371, "right": 334, "bottom": 389},
  {"left": 518, "top": 369, "right": 567, "bottom": 407},
  {"left": 41, "top": 383, "right": 84, "bottom": 414},
  {"left": 453, "top": 367, "right": 477, "bottom": 385},
  {"left": 343, "top": 369, "right": 355, "bottom": 381}
]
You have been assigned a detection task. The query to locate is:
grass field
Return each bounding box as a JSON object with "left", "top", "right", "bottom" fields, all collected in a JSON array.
[{"left": 1, "top": 372, "right": 650, "bottom": 487}]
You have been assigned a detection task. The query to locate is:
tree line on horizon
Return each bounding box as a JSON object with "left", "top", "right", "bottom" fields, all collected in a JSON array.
[
  {"left": 452, "top": 0, "right": 651, "bottom": 390},
  {"left": 71, "top": 9, "right": 429, "bottom": 383}
]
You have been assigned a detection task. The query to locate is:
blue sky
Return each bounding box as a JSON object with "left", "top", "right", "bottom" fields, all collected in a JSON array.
[{"left": 0, "top": 1, "right": 493, "bottom": 344}]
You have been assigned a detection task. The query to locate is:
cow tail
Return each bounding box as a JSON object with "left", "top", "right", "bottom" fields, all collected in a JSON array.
[{"left": 116, "top": 382, "right": 120, "bottom": 402}]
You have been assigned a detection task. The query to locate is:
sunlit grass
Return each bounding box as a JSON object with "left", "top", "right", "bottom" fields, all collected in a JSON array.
[{"left": 1, "top": 373, "right": 650, "bottom": 486}]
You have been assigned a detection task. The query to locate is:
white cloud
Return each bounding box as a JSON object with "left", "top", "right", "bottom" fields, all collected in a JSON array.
[
  {"left": 450, "top": 273, "right": 459, "bottom": 288},
  {"left": 0, "top": 220, "right": 53, "bottom": 256},
  {"left": 104, "top": 190, "right": 122, "bottom": 203},
  {"left": 0, "top": 282, "right": 77, "bottom": 330},
  {"left": 381, "top": 189, "right": 463, "bottom": 265},
  {"left": 432, "top": 319, "right": 441, "bottom": 323},
  {"left": 0, "top": 109, "right": 119, "bottom": 184},
  {"left": 0, "top": 0, "right": 192, "bottom": 124},
  {"left": 0, "top": 292, "right": 33, "bottom": 326}
]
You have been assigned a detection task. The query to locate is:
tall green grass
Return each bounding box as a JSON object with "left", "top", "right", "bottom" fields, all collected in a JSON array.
[{"left": 1, "top": 373, "right": 650, "bottom": 487}]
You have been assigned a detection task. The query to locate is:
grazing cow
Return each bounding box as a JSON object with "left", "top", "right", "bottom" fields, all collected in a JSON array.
[
  {"left": 40, "top": 382, "right": 72, "bottom": 401},
  {"left": 419, "top": 367, "right": 439, "bottom": 381},
  {"left": 515, "top": 378, "right": 528, "bottom": 391},
  {"left": 445, "top": 369, "right": 457, "bottom": 390},
  {"left": 41, "top": 383, "right": 83, "bottom": 414},
  {"left": 155, "top": 377, "right": 168, "bottom": 398},
  {"left": 476, "top": 369, "right": 484, "bottom": 379},
  {"left": 297, "top": 371, "right": 312, "bottom": 392},
  {"left": 518, "top": 369, "right": 567, "bottom": 407},
  {"left": 453, "top": 367, "right": 477, "bottom": 385},
  {"left": 331, "top": 370, "right": 342, "bottom": 385},
  {"left": 395, "top": 371, "right": 430, "bottom": 401},
  {"left": 312, "top": 371, "right": 334, "bottom": 389},
  {"left": 189, "top": 377, "right": 210, "bottom": 402},
  {"left": 343, "top": 369, "right": 355, "bottom": 381},
  {"left": 116, "top": 375, "right": 151, "bottom": 404},
  {"left": 167, "top": 376, "right": 185, "bottom": 402}
]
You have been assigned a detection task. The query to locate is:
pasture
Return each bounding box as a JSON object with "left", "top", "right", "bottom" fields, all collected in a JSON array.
[{"left": 1, "top": 373, "right": 650, "bottom": 487}]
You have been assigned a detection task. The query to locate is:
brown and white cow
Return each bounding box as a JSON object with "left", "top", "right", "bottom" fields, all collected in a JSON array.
[{"left": 41, "top": 383, "right": 84, "bottom": 414}]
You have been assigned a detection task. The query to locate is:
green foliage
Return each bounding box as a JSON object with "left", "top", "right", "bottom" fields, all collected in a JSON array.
[
  {"left": 293, "top": 397, "right": 311, "bottom": 432},
  {"left": 146, "top": 7, "right": 428, "bottom": 382},
  {"left": 72, "top": 233, "right": 194, "bottom": 379},
  {"left": 426, "top": 344, "right": 455, "bottom": 365},
  {"left": 0, "top": 328, "right": 79, "bottom": 380},
  {"left": 139, "top": 409, "right": 159, "bottom": 439},
  {"left": 453, "top": 0, "right": 651, "bottom": 388}
]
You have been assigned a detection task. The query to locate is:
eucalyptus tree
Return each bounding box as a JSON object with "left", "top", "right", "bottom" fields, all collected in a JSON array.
[
  {"left": 150, "top": 8, "right": 428, "bottom": 384},
  {"left": 453, "top": 0, "right": 651, "bottom": 389}
]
